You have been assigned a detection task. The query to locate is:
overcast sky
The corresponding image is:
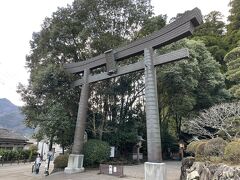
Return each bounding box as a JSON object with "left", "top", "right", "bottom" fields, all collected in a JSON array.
[{"left": 0, "top": 0, "right": 230, "bottom": 106}]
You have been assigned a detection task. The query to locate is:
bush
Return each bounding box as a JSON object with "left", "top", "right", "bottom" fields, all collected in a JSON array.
[
  {"left": 83, "top": 139, "right": 110, "bottom": 167},
  {"left": 224, "top": 139, "right": 240, "bottom": 164},
  {"left": 28, "top": 145, "right": 38, "bottom": 161},
  {"left": 187, "top": 140, "right": 206, "bottom": 155},
  {"left": 54, "top": 154, "right": 69, "bottom": 169},
  {"left": 22, "top": 150, "right": 31, "bottom": 160},
  {"left": 0, "top": 149, "right": 31, "bottom": 162},
  {"left": 195, "top": 141, "right": 207, "bottom": 157},
  {"left": 204, "top": 137, "right": 227, "bottom": 157}
]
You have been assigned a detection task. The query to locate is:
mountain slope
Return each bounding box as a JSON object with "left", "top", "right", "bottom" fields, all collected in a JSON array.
[{"left": 0, "top": 98, "right": 33, "bottom": 136}]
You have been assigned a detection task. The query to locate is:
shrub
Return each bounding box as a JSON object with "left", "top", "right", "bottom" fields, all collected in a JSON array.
[
  {"left": 22, "top": 150, "right": 31, "bottom": 160},
  {"left": 28, "top": 145, "right": 38, "bottom": 161},
  {"left": 209, "top": 156, "right": 222, "bottom": 163},
  {"left": 186, "top": 141, "right": 199, "bottom": 154},
  {"left": 224, "top": 139, "right": 240, "bottom": 164},
  {"left": 83, "top": 139, "right": 110, "bottom": 167},
  {"left": 54, "top": 154, "right": 69, "bottom": 169},
  {"left": 0, "top": 149, "right": 31, "bottom": 162},
  {"left": 187, "top": 140, "right": 206, "bottom": 155},
  {"left": 204, "top": 137, "right": 227, "bottom": 157},
  {"left": 195, "top": 141, "right": 207, "bottom": 157}
]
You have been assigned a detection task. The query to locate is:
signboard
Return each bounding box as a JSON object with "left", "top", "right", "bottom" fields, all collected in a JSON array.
[
  {"left": 100, "top": 164, "right": 124, "bottom": 177},
  {"left": 109, "top": 165, "right": 113, "bottom": 174},
  {"left": 110, "top": 146, "right": 115, "bottom": 157}
]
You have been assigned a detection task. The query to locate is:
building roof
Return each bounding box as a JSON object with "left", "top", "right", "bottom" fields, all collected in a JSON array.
[{"left": 0, "top": 128, "right": 28, "bottom": 141}]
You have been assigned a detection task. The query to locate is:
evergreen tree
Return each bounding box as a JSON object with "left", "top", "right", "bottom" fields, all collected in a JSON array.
[
  {"left": 18, "top": 0, "right": 153, "bottom": 149},
  {"left": 224, "top": 46, "right": 240, "bottom": 98},
  {"left": 226, "top": 0, "right": 240, "bottom": 48},
  {"left": 157, "top": 39, "right": 228, "bottom": 140},
  {"left": 193, "top": 11, "right": 228, "bottom": 66}
]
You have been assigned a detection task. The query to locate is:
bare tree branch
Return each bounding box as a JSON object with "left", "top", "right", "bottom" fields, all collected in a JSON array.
[{"left": 183, "top": 101, "right": 240, "bottom": 139}]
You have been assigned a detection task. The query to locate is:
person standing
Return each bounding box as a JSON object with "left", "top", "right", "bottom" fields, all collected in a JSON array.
[{"left": 35, "top": 154, "right": 42, "bottom": 174}]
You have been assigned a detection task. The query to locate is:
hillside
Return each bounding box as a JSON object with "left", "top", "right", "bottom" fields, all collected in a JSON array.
[{"left": 0, "top": 98, "right": 33, "bottom": 136}]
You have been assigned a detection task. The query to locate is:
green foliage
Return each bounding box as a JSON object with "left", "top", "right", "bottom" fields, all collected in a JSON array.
[
  {"left": 53, "top": 154, "right": 69, "bottom": 169},
  {"left": 224, "top": 139, "right": 240, "bottom": 164},
  {"left": 29, "top": 144, "right": 38, "bottom": 152},
  {"left": 161, "top": 129, "right": 178, "bottom": 154},
  {"left": 193, "top": 11, "right": 228, "bottom": 65},
  {"left": 28, "top": 145, "right": 38, "bottom": 160},
  {"left": 87, "top": 69, "right": 147, "bottom": 155},
  {"left": 204, "top": 137, "right": 227, "bottom": 157},
  {"left": 228, "top": 0, "right": 240, "bottom": 31},
  {"left": 224, "top": 47, "right": 240, "bottom": 98},
  {"left": 0, "top": 149, "right": 32, "bottom": 161},
  {"left": 18, "top": 0, "right": 154, "bottom": 153},
  {"left": 136, "top": 14, "right": 166, "bottom": 38},
  {"left": 158, "top": 39, "right": 228, "bottom": 140},
  {"left": 83, "top": 139, "right": 110, "bottom": 167},
  {"left": 226, "top": 0, "right": 240, "bottom": 48}
]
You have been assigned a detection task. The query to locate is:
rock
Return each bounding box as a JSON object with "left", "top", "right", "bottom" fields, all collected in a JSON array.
[
  {"left": 212, "top": 164, "right": 239, "bottom": 179},
  {"left": 191, "top": 162, "right": 205, "bottom": 175},
  {"left": 181, "top": 158, "right": 240, "bottom": 180},
  {"left": 187, "top": 170, "right": 199, "bottom": 180},
  {"left": 180, "top": 157, "right": 195, "bottom": 180},
  {"left": 199, "top": 166, "right": 211, "bottom": 180},
  {"left": 208, "top": 164, "right": 220, "bottom": 175},
  {"left": 234, "top": 174, "right": 240, "bottom": 180},
  {"left": 212, "top": 164, "right": 226, "bottom": 179}
]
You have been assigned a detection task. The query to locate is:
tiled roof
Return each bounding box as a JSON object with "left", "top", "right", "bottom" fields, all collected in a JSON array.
[{"left": 0, "top": 128, "right": 28, "bottom": 141}]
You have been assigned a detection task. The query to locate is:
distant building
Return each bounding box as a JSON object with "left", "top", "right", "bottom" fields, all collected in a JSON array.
[{"left": 0, "top": 128, "right": 28, "bottom": 150}]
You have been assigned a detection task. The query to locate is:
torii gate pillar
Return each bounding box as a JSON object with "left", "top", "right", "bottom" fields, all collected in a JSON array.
[
  {"left": 144, "top": 48, "right": 162, "bottom": 162},
  {"left": 65, "top": 69, "right": 89, "bottom": 174}
]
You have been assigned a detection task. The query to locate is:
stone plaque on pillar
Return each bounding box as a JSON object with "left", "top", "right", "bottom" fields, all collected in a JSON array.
[{"left": 105, "top": 49, "right": 117, "bottom": 75}]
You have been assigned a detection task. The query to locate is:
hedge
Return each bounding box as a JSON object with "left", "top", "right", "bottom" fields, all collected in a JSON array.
[{"left": 0, "top": 149, "right": 35, "bottom": 162}]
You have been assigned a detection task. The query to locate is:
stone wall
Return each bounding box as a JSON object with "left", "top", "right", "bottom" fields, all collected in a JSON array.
[{"left": 181, "top": 157, "right": 240, "bottom": 180}]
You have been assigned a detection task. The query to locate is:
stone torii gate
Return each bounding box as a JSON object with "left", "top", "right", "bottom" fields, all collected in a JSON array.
[{"left": 64, "top": 8, "right": 202, "bottom": 174}]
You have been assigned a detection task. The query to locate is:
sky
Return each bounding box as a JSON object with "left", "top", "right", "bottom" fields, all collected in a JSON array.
[{"left": 0, "top": 0, "right": 230, "bottom": 106}]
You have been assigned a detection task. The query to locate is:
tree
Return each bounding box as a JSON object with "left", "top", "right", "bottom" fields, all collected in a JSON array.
[
  {"left": 17, "top": 65, "right": 78, "bottom": 150},
  {"left": 85, "top": 14, "right": 167, "bottom": 151},
  {"left": 156, "top": 39, "right": 228, "bottom": 140},
  {"left": 226, "top": 0, "right": 240, "bottom": 49},
  {"left": 18, "top": 0, "right": 153, "bottom": 150},
  {"left": 135, "top": 14, "right": 167, "bottom": 38},
  {"left": 224, "top": 46, "right": 240, "bottom": 98},
  {"left": 193, "top": 11, "right": 228, "bottom": 66},
  {"left": 183, "top": 101, "right": 240, "bottom": 139}
]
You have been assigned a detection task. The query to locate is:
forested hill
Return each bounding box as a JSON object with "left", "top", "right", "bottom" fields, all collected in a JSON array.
[{"left": 0, "top": 98, "right": 33, "bottom": 136}]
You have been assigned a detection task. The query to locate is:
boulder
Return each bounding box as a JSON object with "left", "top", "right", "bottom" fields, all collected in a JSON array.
[
  {"left": 180, "top": 157, "right": 195, "bottom": 180},
  {"left": 187, "top": 170, "right": 199, "bottom": 180},
  {"left": 199, "top": 166, "right": 211, "bottom": 180}
]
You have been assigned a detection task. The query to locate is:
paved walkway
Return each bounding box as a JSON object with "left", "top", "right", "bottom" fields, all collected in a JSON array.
[{"left": 0, "top": 161, "right": 181, "bottom": 180}]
